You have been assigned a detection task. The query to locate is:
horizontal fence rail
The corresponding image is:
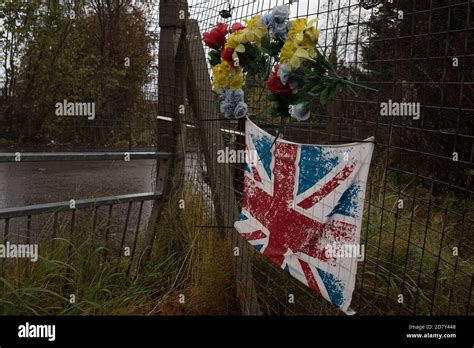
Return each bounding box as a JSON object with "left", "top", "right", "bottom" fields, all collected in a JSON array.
[
  {"left": 0, "top": 152, "right": 172, "bottom": 162},
  {"left": 0, "top": 193, "right": 161, "bottom": 219}
]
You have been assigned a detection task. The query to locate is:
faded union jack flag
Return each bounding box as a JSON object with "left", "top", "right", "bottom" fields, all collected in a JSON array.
[{"left": 235, "top": 120, "right": 374, "bottom": 313}]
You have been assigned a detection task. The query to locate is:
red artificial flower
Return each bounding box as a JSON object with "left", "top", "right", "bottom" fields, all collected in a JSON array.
[
  {"left": 221, "top": 47, "right": 235, "bottom": 65},
  {"left": 202, "top": 22, "right": 228, "bottom": 49},
  {"left": 267, "top": 65, "right": 293, "bottom": 96},
  {"left": 231, "top": 22, "right": 245, "bottom": 32}
]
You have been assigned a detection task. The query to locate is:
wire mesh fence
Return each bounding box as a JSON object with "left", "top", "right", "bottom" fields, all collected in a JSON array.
[{"left": 171, "top": 0, "right": 474, "bottom": 315}]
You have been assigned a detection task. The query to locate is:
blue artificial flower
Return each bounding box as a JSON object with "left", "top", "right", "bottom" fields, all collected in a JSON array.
[
  {"left": 278, "top": 64, "right": 306, "bottom": 93},
  {"left": 259, "top": 5, "right": 291, "bottom": 41},
  {"left": 289, "top": 80, "right": 301, "bottom": 93},
  {"left": 259, "top": 13, "right": 273, "bottom": 28},
  {"left": 273, "top": 22, "right": 291, "bottom": 41},
  {"left": 227, "top": 88, "right": 244, "bottom": 103},
  {"left": 219, "top": 88, "right": 247, "bottom": 119},
  {"left": 233, "top": 101, "right": 248, "bottom": 119},
  {"left": 277, "top": 64, "right": 292, "bottom": 85},
  {"left": 291, "top": 102, "right": 311, "bottom": 122},
  {"left": 272, "top": 5, "right": 290, "bottom": 24}
]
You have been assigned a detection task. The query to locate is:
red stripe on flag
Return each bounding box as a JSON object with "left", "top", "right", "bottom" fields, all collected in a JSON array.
[
  {"left": 297, "top": 161, "right": 357, "bottom": 209},
  {"left": 251, "top": 166, "right": 262, "bottom": 183},
  {"left": 242, "top": 230, "right": 266, "bottom": 241},
  {"left": 298, "top": 259, "right": 321, "bottom": 294}
]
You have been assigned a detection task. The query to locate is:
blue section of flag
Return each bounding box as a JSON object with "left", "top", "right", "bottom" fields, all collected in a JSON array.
[
  {"left": 297, "top": 146, "right": 339, "bottom": 195},
  {"left": 317, "top": 268, "right": 344, "bottom": 308},
  {"left": 255, "top": 244, "right": 264, "bottom": 252},
  {"left": 239, "top": 213, "right": 248, "bottom": 221},
  {"left": 327, "top": 183, "right": 361, "bottom": 218},
  {"left": 245, "top": 162, "right": 251, "bottom": 173},
  {"left": 251, "top": 133, "right": 273, "bottom": 179}
]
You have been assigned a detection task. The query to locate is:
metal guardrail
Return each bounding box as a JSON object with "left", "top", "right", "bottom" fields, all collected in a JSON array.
[
  {"left": 0, "top": 151, "right": 171, "bottom": 217},
  {"left": 0, "top": 151, "right": 172, "bottom": 278},
  {"left": 0, "top": 152, "right": 172, "bottom": 162},
  {"left": 0, "top": 192, "right": 161, "bottom": 219}
]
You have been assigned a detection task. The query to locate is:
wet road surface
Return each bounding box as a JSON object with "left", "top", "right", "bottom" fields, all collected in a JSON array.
[
  {"left": 0, "top": 160, "right": 157, "bottom": 245},
  {"left": 0, "top": 160, "right": 156, "bottom": 209}
]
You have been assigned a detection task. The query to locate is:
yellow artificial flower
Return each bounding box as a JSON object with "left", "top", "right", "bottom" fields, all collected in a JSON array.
[
  {"left": 224, "top": 15, "right": 268, "bottom": 62},
  {"left": 212, "top": 62, "right": 244, "bottom": 91},
  {"left": 229, "top": 66, "right": 245, "bottom": 89},
  {"left": 233, "top": 43, "right": 246, "bottom": 62},
  {"left": 280, "top": 40, "right": 295, "bottom": 65},
  {"left": 225, "top": 31, "right": 248, "bottom": 62},
  {"left": 289, "top": 18, "right": 318, "bottom": 41},
  {"left": 280, "top": 18, "right": 319, "bottom": 69},
  {"left": 226, "top": 30, "right": 247, "bottom": 49},
  {"left": 293, "top": 19, "right": 319, "bottom": 49},
  {"left": 243, "top": 15, "right": 268, "bottom": 43},
  {"left": 225, "top": 15, "right": 268, "bottom": 52}
]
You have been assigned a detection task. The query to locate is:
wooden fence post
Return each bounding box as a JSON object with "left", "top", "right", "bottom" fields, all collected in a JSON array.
[
  {"left": 143, "top": 0, "right": 187, "bottom": 260},
  {"left": 184, "top": 18, "right": 261, "bottom": 315}
]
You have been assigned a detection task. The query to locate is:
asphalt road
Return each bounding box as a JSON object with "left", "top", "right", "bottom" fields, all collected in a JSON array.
[
  {"left": 0, "top": 159, "right": 156, "bottom": 209},
  {"left": 0, "top": 159, "right": 157, "bottom": 244}
]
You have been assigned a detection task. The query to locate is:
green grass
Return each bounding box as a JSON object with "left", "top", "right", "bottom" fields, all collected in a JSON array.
[
  {"left": 0, "top": 227, "right": 181, "bottom": 315},
  {"left": 0, "top": 181, "right": 236, "bottom": 315}
]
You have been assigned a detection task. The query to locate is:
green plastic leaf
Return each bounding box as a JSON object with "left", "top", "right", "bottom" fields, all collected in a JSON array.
[{"left": 208, "top": 49, "right": 221, "bottom": 67}]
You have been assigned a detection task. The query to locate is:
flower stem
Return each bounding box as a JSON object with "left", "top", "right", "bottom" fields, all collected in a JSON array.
[{"left": 328, "top": 76, "right": 379, "bottom": 93}]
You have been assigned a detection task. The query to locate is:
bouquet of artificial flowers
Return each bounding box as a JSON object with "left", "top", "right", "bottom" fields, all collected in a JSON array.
[{"left": 202, "top": 5, "right": 376, "bottom": 121}]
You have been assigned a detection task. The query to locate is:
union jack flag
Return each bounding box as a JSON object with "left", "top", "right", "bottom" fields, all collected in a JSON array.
[{"left": 234, "top": 120, "right": 374, "bottom": 313}]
